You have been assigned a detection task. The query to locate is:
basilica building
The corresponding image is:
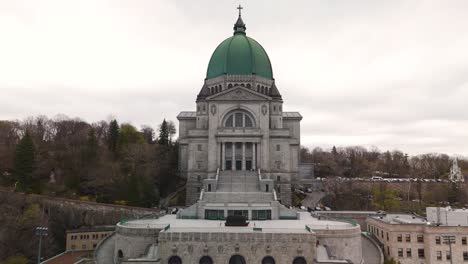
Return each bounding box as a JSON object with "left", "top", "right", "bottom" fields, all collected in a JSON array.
[
  {"left": 94, "top": 8, "right": 363, "bottom": 264},
  {"left": 178, "top": 9, "right": 301, "bottom": 207}
]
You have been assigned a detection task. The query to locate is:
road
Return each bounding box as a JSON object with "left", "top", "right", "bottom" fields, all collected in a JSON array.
[
  {"left": 302, "top": 191, "right": 326, "bottom": 208},
  {"left": 361, "top": 234, "right": 383, "bottom": 264}
]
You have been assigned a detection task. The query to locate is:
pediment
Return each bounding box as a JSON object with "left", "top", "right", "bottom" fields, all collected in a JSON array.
[{"left": 207, "top": 86, "right": 270, "bottom": 101}]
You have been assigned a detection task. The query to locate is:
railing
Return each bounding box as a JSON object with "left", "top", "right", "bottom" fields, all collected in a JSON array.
[
  {"left": 258, "top": 169, "right": 274, "bottom": 193},
  {"left": 312, "top": 213, "right": 358, "bottom": 227}
]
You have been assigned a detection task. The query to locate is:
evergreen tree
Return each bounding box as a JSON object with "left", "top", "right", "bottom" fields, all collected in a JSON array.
[
  {"left": 158, "top": 119, "right": 169, "bottom": 146},
  {"left": 332, "top": 146, "right": 338, "bottom": 156},
  {"left": 108, "top": 119, "right": 120, "bottom": 154},
  {"left": 13, "top": 131, "right": 35, "bottom": 191},
  {"left": 85, "top": 128, "right": 98, "bottom": 161}
]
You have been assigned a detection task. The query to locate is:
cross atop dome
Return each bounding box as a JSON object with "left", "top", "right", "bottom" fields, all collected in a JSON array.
[
  {"left": 233, "top": 5, "right": 246, "bottom": 35},
  {"left": 237, "top": 4, "right": 243, "bottom": 17}
]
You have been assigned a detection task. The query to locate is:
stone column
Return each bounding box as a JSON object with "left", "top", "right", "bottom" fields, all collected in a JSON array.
[
  {"left": 252, "top": 143, "right": 256, "bottom": 170},
  {"left": 231, "top": 142, "right": 235, "bottom": 171},
  {"left": 242, "top": 142, "right": 246, "bottom": 170},
  {"left": 221, "top": 142, "right": 225, "bottom": 171}
]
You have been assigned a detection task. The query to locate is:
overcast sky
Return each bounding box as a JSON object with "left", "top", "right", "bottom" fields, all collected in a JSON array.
[{"left": 1, "top": 0, "right": 468, "bottom": 156}]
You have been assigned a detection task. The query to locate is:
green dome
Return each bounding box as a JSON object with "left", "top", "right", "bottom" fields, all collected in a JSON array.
[{"left": 206, "top": 16, "right": 273, "bottom": 80}]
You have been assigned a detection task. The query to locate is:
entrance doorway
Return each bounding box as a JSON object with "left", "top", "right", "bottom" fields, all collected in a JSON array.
[
  {"left": 229, "top": 255, "right": 246, "bottom": 264},
  {"left": 225, "top": 160, "right": 232, "bottom": 170},
  {"left": 246, "top": 160, "right": 252, "bottom": 170},
  {"left": 235, "top": 160, "right": 242, "bottom": 170}
]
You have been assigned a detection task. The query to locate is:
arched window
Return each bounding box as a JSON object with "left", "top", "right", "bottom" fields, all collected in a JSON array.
[
  {"left": 168, "top": 256, "right": 182, "bottom": 264},
  {"left": 117, "top": 250, "right": 123, "bottom": 259},
  {"left": 229, "top": 255, "right": 246, "bottom": 264},
  {"left": 240, "top": 83, "right": 245, "bottom": 87},
  {"left": 246, "top": 83, "right": 251, "bottom": 88},
  {"left": 293, "top": 257, "right": 307, "bottom": 264},
  {"left": 262, "top": 256, "right": 276, "bottom": 264},
  {"left": 228, "top": 84, "right": 233, "bottom": 88},
  {"left": 257, "top": 85, "right": 260, "bottom": 91},
  {"left": 224, "top": 110, "right": 255, "bottom": 128},
  {"left": 199, "top": 256, "right": 213, "bottom": 264}
]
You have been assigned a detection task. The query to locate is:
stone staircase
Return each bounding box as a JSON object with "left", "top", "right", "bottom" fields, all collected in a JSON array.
[
  {"left": 202, "top": 191, "right": 274, "bottom": 203},
  {"left": 216, "top": 170, "right": 259, "bottom": 192}
]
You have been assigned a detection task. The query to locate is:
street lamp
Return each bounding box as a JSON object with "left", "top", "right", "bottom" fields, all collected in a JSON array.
[
  {"left": 35, "top": 227, "right": 48, "bottom": 264},
  {"left": 443, "top": 235, "right": 456, "bottom": 264}
]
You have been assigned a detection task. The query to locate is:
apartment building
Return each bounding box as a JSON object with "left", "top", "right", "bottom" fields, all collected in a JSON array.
[
  {"left": 66, "top": 226, "right": 114, "bottom": 251},
  {"left": 366, "top": 207, "right": 468, "bottom": 264}
]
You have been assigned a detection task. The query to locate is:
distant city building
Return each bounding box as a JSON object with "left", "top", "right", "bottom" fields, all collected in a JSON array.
[
  {"left": 66, "top": 226, "right": 114, "bottom": 251},
  {"left": 427, "top": 206, "right": 468, "bottom": 226},
  {"left": 42, "top": 226, "right": 114, "bottom": 264},
  {"left": 449, "top": 158, "right": 464, "bottom": 182},
  {"left": 367, "top": 207, "right": 468, "bottom": 264},
  {"left": 94, "top": 7, "right": 367, "bottom": 264}
]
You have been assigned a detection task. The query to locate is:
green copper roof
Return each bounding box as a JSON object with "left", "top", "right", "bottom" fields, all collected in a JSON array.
[{"left": 206, "top": 15, "right": 273, "bottom": 80}]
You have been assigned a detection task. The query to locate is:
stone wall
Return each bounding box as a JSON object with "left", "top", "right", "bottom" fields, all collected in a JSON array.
[
  {"left": 114, "top": 225, "right": 162, "bottom": 261},
  {"left": 158, "top": 231, "right": 316, "bottom": 264}
]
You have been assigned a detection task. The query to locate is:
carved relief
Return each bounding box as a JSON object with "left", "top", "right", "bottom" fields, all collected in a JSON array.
[
  {"left": 218, "top": 245, "right": 224, "bottom": 254},
  {"left": 210, "top": 87, "right": 267, "bottom": 101},
  {"left": 210, "top": 104, "right": 217, "bottom": 115},
  {"left": 262, "top": 104, "right": 268, "bottom": 115}
]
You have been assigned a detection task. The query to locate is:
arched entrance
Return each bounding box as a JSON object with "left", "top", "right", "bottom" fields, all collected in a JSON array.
[
  {"left": 199, "top": 256, "right": 213, "bottom": 264},
  {"left": 262, "top": 256, "right": 276, "bottom": 264},
  {"left": 168, "top": 256, "right": 182, "bottom": 264},
  {"left": 229, "top": 255, "right": 246, "bottom": 264},
  {"left": 293, "top": 257, "right": 307, "bottom": 264}
]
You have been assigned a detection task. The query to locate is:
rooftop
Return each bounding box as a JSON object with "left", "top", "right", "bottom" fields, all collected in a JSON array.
[
  {"left": 369, "top": 213, "right": 427, "bottom": 225},
  {"left": 118, "top": 212, "right": 357, "bottom": 234},
  {"left": 66, "top": 225, "right": 115, "bottom": 234}
]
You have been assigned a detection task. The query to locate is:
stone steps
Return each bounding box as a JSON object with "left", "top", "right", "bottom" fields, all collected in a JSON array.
[
  {"left": 216, "top": 171, "right": 259, "bottom": 192},
  {"left": 202, "top": 192, "right": 274, "bottom": 203}
]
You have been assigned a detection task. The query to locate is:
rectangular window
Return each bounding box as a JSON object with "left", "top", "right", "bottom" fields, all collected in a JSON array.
[
  {"left": 436, "top": 236, "right": 441, "bottom": 245},
  {"left": 437, "top": 251, "right": 442, "bottom": 260},
  {"left": 227, "top": 210, "right": 248, "bottom": 217},
  {"left": 406, "top": 248, "right": 411, "bottom": 257},
  {"left": 463, "top": 251, "right": 468, "bottom": 261},
  {"left": 276, "top": 144, "right": 280, "bottom": 151},
  {"left": 446, "top": 251, "right": 451, "bottom": 261},
  {"left": 397, "top": 234, "right": 402, "bottom": 242},
  {"left": 405, "top": 234, "right": 411, "bottom": 242},
  {"left": 196, "top": 187, "right": 201, "bottom": 193},
  {"left": 398, "top": 248, "right": 403, "bottom": 257},
  {"left": 387, "top": 232, "right": 389, "bottom": 241},
  {"left": 251, "top": 210, "right": 272, "bottom": 220},
  {"left": 417, "top": 234, "right": 424, "bottom": 243},
  {"left": 197, "top": 144, "right": 202, "bottom": 151},
  {"left": 205, "top": 209, "right": 225, "bottom": 220},
  {"left": 463, "top": 237, "right": 467, "bottom": 245},
  {"left": 418, "top": 249, "right": 425, "bottom": 259}
]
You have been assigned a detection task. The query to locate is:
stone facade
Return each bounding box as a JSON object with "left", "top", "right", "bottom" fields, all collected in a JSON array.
[
  {"left": 158, "top": 231, "right": 316, "bottom": 264},
  {"left": 178, "top": 77, "right": 302, "bottom": 206}
]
